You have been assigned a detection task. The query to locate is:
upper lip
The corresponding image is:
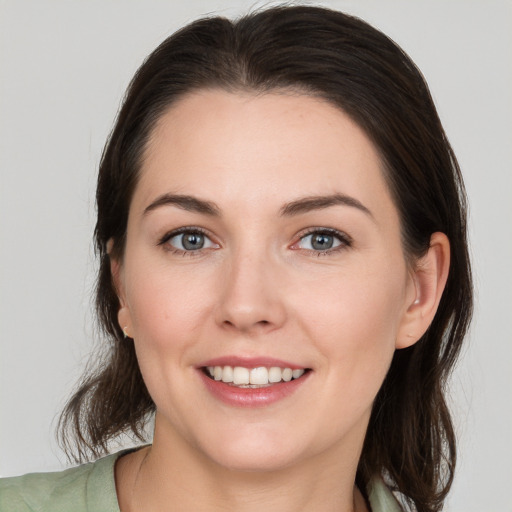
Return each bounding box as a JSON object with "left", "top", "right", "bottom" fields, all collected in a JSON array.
[{"left": 198, "top": 356, "right": 308, "bottom": 370}]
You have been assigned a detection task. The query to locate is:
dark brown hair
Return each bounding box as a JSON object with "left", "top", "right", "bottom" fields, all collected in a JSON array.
[{"left": 59, "top": 6, "right": 472, "bottom": 511}]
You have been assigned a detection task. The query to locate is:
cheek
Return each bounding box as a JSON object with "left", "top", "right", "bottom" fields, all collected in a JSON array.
[
  {"left": 294, "top": 269, "right": 406, "bottom": 439},
  {"left": 123, "top": 263, "right": 217, "bottom": 416},
  {"left": 124, "top": 260, "right": 216, "bottom": 358},
  {"left": 296, "top": 260, "right": 407, "bottom": 375}
]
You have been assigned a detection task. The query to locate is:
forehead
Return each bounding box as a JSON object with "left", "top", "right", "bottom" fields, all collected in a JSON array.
[{"left": 133, "top": 90, "right": 395, "bottom": 219}]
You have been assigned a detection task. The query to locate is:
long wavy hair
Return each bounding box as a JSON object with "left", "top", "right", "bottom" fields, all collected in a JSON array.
[{"left": 59, "top": 6, "right": 473, "bottom": 512}]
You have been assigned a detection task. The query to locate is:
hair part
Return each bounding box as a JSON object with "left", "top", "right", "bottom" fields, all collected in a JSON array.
[{"left": 59, "top": 6, "right": 472, "bottom": 512}]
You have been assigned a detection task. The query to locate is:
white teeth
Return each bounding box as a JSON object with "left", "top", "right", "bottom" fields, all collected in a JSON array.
[
  {"left": 268, "top": 366, "right": 282, "bottom": 383},
  {"left": 292, "top": 369, "right": 305, "bottom": 379},
  {"left": 233, "top": 367, "right": 250, "bottom": 385},
  {"left": 249, "top": 367, "right": 268, "bottom": 385},
  {"left": 282, "top": 368, "right": 293, "bottom": 382},
  {"left": 206, "top": 365, "right": 307, "bottom": 386},
  {"left": 221, "top": 365, "right": 233, "bottom": 383}
]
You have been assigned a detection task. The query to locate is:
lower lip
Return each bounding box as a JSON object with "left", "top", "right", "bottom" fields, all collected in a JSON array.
[{"left": 198, "top": 370, "right": 310, "bottom": 408}]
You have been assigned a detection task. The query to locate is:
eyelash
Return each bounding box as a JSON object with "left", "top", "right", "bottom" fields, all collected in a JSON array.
[
  {"left": 157, "top": 227, "right": 352, "bottom": 257},
  {"left": 292, "top": 227, "right": 352, "bottom": 256},
  {"left": 158, "top": 226, "right": 216, "bottom": 257}
]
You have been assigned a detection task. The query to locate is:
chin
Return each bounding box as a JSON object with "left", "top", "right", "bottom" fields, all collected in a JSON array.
[
  {"left": 210, "top": 449, "right": 299, "bottom": 473},
  {"left": 199, "top": 429, "right": 306, "bottom": 473}
]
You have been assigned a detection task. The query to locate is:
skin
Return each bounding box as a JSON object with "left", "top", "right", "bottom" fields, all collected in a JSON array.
[{"left": 113, "top": 90, "right": 450, "bottom": 512}]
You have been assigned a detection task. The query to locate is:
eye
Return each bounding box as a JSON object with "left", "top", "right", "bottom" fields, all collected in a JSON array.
[
  {"left": 293, "top": 229, "right": 351, "bottom": 253},
  {"left": 160, "top": 228, "right": 218, "bottom": 253}
]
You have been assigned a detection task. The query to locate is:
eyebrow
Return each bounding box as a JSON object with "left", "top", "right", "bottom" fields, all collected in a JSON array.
[
  {"left": 143, "top": 192, "right": 372, "bottom": 219},
  {"left": 280, "top": 193, "right": 373, "bottom": 218},
  {"left": 143, "top": 194, "right": 221, "bottom": 216}
]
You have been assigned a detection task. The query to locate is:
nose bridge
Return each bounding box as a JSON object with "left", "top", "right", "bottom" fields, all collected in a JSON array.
[{"left": 216, "top": 239, "right": 286, "bottom": 333}]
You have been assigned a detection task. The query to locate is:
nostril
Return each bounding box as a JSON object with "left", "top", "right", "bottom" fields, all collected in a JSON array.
[{"left": 222, "top": 319, "right": 271, "bottom": 329}]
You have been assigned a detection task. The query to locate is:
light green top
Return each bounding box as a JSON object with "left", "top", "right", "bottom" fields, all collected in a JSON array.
[
  {"left": 0, "top": 451, "right": 402, "bottom": 511},
  {"left": 0, "top": 453, "right": 120, "bottom": 512}
]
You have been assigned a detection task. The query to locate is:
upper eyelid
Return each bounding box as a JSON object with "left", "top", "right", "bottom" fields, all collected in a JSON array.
[
  {"left": 157, "top": 226, "right": 352, "bottom": 248},
  {"left": 296, "top": 227, "right": 352, "bottom": 242},
  {"left": 158, "top": 226, "right": 213, "bottom": 245}
]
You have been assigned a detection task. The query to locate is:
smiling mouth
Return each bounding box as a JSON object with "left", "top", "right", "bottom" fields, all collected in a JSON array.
[{"left": 203, "top": 366, "right": 310, "bottom": 388}]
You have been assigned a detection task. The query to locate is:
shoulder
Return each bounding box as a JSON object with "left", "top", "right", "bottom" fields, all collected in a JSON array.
[
  {"left": 367, "top": 475, "right": 403, "bottom": 512},
  {"left": 0, "top": 452, "right": 122, "bottom": 512}
]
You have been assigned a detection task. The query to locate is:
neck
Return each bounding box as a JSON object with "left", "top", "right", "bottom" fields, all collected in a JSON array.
[{"left": 117, "top": 418, "right": 369, "bottom": 512}]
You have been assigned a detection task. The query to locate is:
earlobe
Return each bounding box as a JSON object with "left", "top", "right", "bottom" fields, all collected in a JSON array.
[
  {"left": 107, "top": 238, "right": 133, "bottom": 337},
  {"left": 118, "top": 306, "right": 133, "bottom": 339},
  {"left": 396, "top": 232, "right": 450, "bottom": 349}
]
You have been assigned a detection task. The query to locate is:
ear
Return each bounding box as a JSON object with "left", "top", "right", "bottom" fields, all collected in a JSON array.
[
  {"left": 396, "top": 232, "right": 450, "bottom": 349},
  {"left": 108, "top": 238, "right": 133, "bottom": 338}
]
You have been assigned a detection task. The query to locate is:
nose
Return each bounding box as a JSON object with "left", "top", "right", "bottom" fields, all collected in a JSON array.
[{"left": 215, "top": 248, "right": 287, "bottom": 335}]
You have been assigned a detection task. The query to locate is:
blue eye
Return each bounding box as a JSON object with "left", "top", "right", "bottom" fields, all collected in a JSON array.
[
  {"left": 296, "top": 230, "right": 350, "bottom": 252},
  {"left": 162, "top": 229, "right": 217, "bottom": 252}
]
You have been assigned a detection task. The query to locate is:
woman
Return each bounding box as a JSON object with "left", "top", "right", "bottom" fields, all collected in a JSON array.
[{"left": 0, "top": 5, "right": 472, "bottom": 512}]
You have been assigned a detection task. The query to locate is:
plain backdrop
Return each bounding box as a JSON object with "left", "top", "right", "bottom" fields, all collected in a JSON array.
[{"left": 1, "top": 1, "right": 511, "bottom": 510}]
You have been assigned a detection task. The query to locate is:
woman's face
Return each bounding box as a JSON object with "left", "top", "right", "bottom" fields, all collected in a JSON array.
[{"left": 116, "top": 90, "right": 418, "bottom": 471}]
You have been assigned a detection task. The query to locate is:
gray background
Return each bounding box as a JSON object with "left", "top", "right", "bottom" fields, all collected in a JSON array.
[{"left": 1, "top": 1, "right": 511, "bottom": 510}]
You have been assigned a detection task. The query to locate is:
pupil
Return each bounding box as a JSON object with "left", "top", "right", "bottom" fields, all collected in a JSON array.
[
  {"left": 183, "top": 233, "right": 204, "bottom": 250},
  {"left": 312, "top": 234, "right": 333, "bottom": 250}
]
